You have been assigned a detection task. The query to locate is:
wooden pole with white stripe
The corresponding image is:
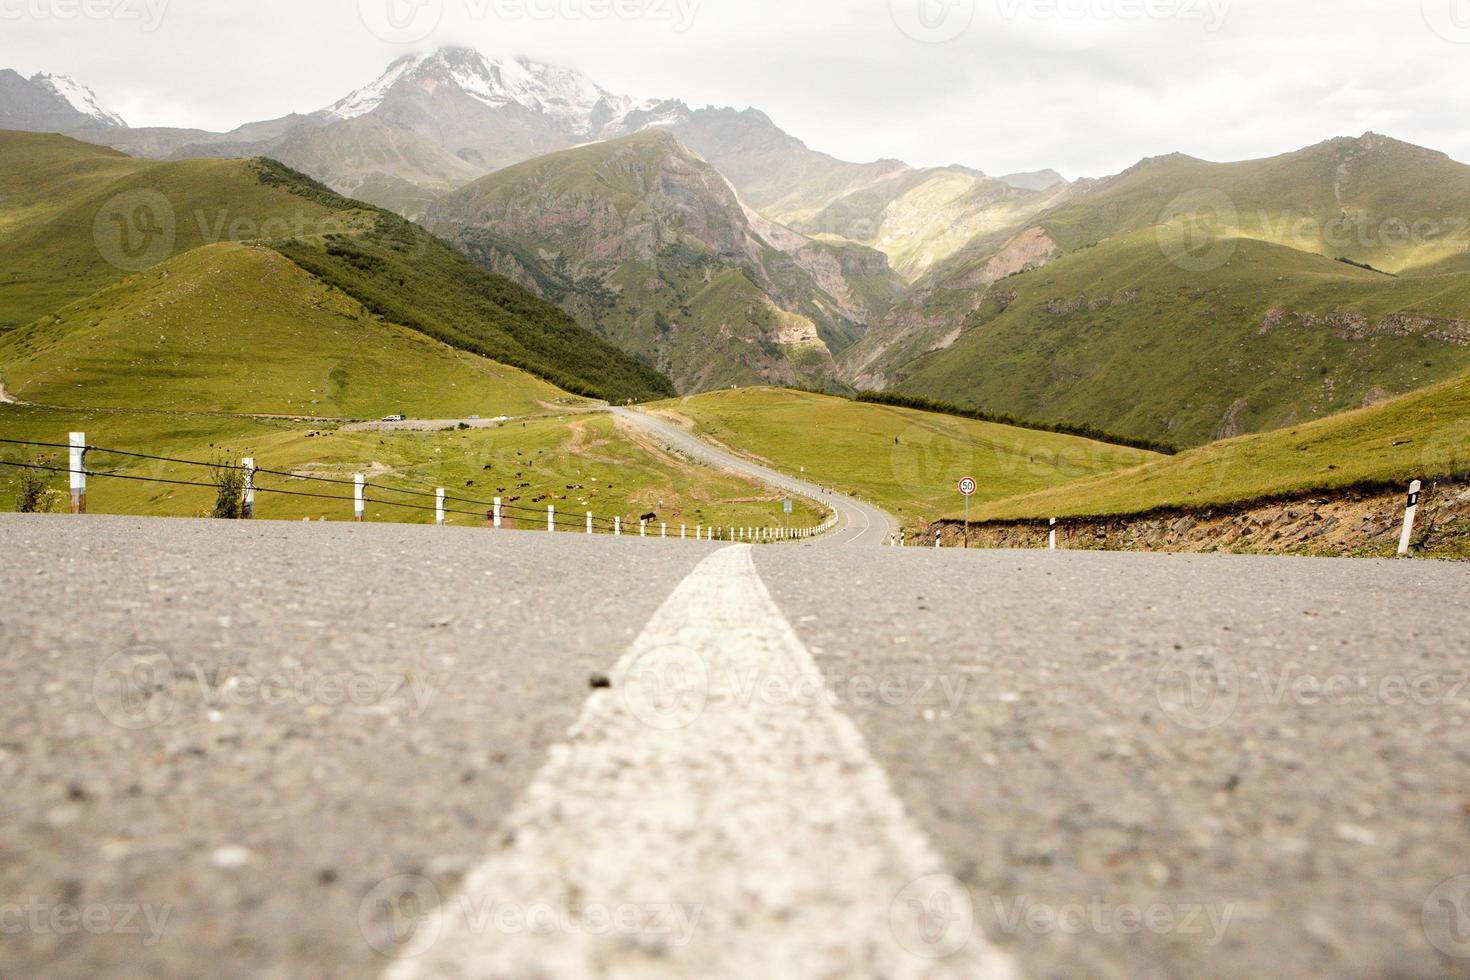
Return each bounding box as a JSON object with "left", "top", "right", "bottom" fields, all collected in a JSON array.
[{"left": 1049, "top": 518, "right": 1057, "bottom": 551}]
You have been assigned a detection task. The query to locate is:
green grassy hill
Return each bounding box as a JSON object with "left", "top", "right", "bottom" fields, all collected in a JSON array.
[
  {"left": 428, "top": 131, "right": 892, "bottom": 394},
  {"left": 974, "top": 369, "right": 1470, "bottom": 521},
  {"left": 0, "top": 242, "right": 580, "bottom": 418},
  {"left": 0, "top": 131, "right": 674, "bottom": 403},
  {"left": 892, "top": 230, "right": 1470, "bottom": 447},
  {"left": 1034, "top": 134, "right": 1470, "bottom": 275},
  {"left": 651, "top": 387, "right": 1159, "bottom": 526},
  {"left": 0, "top": 130, "right": 363, "bottom": 329},
  {"left": 855, "top": 133, "right": 1470, "bottom": 442}
]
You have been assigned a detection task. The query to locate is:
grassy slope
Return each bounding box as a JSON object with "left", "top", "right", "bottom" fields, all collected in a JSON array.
[
  {"left": 0, "top": 131, "right": 360, "bottom": 329},
  {"left": 975, "top": 371, "right": 1470, "bottom": 521},
  {"left": 431, "top": 132, "right": 857, "bottom": 393},
  {"left": 651, "top": 387, "right": 1158, "bottom": 526},
  {"left": 0, "top": 243, "right": 579, "bottom": 418},
  {"left": 0, "top": 404, "right": 824, "bottom": 529},
  {"left": 0, "top": 131, "right": 674, "bottom": 403},
  {"left": 896, "top": 230, "right": 1470, "bottom": 446},
  {"left": 1034, "top": 136, "right": 1470, "bottom": 275}
]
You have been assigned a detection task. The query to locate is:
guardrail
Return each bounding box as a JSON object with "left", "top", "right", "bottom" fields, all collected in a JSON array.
[{"left": 0, "top": 434, "right": 836, "bottom": 543}]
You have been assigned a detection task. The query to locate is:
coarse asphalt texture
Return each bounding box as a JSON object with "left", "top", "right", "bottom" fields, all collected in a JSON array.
[{"left": 3, "top": 510, "right": 1469, "bottom": 978}]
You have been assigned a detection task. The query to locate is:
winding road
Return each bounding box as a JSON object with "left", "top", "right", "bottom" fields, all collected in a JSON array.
[{"left": 611, "top": 405, "right": 900, "bottom": 548}]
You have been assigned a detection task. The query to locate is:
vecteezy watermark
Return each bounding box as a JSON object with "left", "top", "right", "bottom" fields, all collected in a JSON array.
[
  {"left": 0, "top": 898, "right": 172, "bottom": 947},
  {"left": 93, "top": 190, "right": 366, "bottom": 273},
  {"left": 1155, "top": 189, "right": 1240, "bottom": 272},
  {"left": 995, "top": 0, "right": 1230, "bottom": 31},
  {"left": 356, "top": 0, "right": 698, "bottom": 43},
  {"left": 613, "top": 642, "right": 970, "bottom": 731},
  {"left": 357, "top": 874, "right": 703, "bottom": 959},
  {"left": 988, "top": 895, "right": 1235, "bottom": 946},
  {"left": 890, "top": 874, "right": 976, "bottom": 959},
  {"left": 1424, "top": 875, "right": 1470, "bottom": 958},
  {"left": 1422, "top": 0, "right": 1470, "bottom": 44},
  {"left": 92, "top": 646, "right": 440, "bottom": 729},
  {"left": 890, "top": 0, "right": 977, "bottom": 43},
  {"left": 1155, "top": 647, "right": 1470, "bottom": 731},
  {"left": 0, "top": 0, "right": 169, "bottom": 31}
]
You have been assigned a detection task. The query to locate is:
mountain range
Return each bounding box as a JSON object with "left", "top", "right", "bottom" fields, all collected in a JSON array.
[{"left": 5, "top": 48, "right": 1470, "bottom": 448}]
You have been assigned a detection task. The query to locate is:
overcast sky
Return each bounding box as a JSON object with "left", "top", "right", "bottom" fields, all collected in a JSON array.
[{"left": 4, "top": 0, "right": 1469, "bottom": 179}]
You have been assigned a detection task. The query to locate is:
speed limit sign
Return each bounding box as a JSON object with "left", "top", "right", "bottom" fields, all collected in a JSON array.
[{"left": 959, "top": 478, "right": 977, "bottom": 497}]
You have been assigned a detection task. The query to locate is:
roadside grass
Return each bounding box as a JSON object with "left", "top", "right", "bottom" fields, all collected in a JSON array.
[
  {"left": 973, "top": 370, "right": 1470, "bottom": 521},
  {"left": 649, "top": 387, "right": 1159, "bottom": 526},
  {"left": 0, "top": 404, "right": 823, "bottom": 531},
  {"left": 0, "top": 243, "right": 584, "bottom": 420}
]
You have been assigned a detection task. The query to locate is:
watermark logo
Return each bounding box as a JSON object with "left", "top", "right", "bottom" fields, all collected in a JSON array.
[
  {"left": 1424, "top": 876, "right": 1470, "bottom": 958},
  {"left": 995, "top": 0, "right": 1230, "bottom": 32},
  {"left": 0, "top": 0, "right": 170, "bottom": 31},
  {"left": 93, "top": 646, "right": 178, "bottom": 730},
  {"left": 891, "top": 0, "right": 976, "bottom": 43},
  {"left": 619, "top": 644, "right": 710, "bottom": 731},
  {"left": 357, "top": 875, "right": 703, "bottom": 959},
  {"left": 358, "top": 0, "right": 443, "bottom": 42},
  {"left": 91, "top": 646, "right": 440, "bottom": 729},
  {"left": 1155, "top": 189, "right": 1239, "bottom": 272},
  {"left": 360, "top": 874, "right": 443, "bottom": 958},
  {"left": 0, "top": 898, "right": 172, "bottom": 947},
  {"left": 1155, "top": 647, "right": 1240, "bottom": 730},
  {"left": 989, "top": 895, "right": 1233, "bottom": 945},
  {"left": 94, "top": 189, "right": 176, "bottom": 273},
  {"left": 1423, "top": 0, "right": 1470, "bottom": 43},
  {"left": 890, "top": 874, "right": 975, "bottom": 959}
]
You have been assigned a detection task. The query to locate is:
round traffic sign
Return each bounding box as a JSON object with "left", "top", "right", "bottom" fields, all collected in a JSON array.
[{"left": 959, "top": 478, "right": 977, "bottom": 497}]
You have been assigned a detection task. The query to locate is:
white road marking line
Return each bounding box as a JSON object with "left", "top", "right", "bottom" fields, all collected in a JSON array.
[{"left": 384, "top": 545, "right": 1015, "bottom": 980}]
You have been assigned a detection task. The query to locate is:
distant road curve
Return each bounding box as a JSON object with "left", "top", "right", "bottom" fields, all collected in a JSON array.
[{"left": 610, "top": 406, "right": 899, "bottom": 548}]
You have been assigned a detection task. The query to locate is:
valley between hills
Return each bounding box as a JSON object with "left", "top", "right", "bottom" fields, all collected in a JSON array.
[{"left": 3, "top": 46, "right": 1469, "bottom": 555}]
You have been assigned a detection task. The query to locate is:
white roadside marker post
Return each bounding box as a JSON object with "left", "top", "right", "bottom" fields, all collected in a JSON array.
[
  {"left": 1398, "top": 481, "right": 1423, "bottom": 557},
  {"left": 354, "top": 474, "right": 365, "bottom": 522},
  {"left": 69, "top": 432, "right": 86, "bottom": 514},
  {"left": 640, "top": 519, "right": 647, "bottom": 538},
  {"left": 435, "top": 488, "right": 445, "bottom": 527},
  {"left": 587, "top": 512, "right": 594, "bottom": 535},
  {"left": 241, "top": 458, "right": 256, "bottom": 520},
  {"left": 548, "top": 505, "right": 555, "bottom": 533},
  {"left": 1049, "top": 518, "right": 1057, "bottom": 551},
  {"left": 681, "top": 525, "right": 686, "bottom": 540},
  {"left": 493, "top": 498, "right": 502, "bottom": 528},
  {"left": 662, "top": 523, "right": 668, "bottom": 539},
  {"left": 935, "top": 529, "right": 942, "bottom": 549},
  {"left": 615, "top": 516, "right": 622, "bottom": 536}
]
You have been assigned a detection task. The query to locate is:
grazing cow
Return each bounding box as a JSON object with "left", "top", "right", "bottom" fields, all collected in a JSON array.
[{"left": 639, "top": 512, "right": 658, "bottom": 524}]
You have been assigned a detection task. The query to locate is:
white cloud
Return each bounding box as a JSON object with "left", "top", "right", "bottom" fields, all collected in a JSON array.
[{"left": 1, "top": 0, "right": 1466, "bottom": 178}]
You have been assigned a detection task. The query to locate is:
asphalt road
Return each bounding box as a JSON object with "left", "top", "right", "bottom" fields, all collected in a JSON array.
[
  {"left": 610, "top": 406, "right": 899, "bottom": 548},
  {"left": 4, "top": 517, "right": 1469, "bottom": 979}
]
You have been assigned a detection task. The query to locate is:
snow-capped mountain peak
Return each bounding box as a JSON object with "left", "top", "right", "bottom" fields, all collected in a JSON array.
[
  {"left": 324, "top": 47, "right": 636, "bottom": 139},
  {"left": 32, "top": 72, "right": 126, "bottom": 127}
]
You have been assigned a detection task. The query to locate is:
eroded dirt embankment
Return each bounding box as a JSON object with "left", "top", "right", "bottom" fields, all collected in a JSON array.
[{"left": 932, "top": 480, "right": 1470, "bottom": 559}]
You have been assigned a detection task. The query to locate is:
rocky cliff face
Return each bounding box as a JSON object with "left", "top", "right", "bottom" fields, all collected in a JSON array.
[{"left": 427, "top": 131, "right": 898, "bottom": 393}]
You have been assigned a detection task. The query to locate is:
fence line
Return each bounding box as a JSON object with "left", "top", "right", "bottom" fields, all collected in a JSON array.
[{"left": 1, "top": 434, "right": 833, "bottom": 543}]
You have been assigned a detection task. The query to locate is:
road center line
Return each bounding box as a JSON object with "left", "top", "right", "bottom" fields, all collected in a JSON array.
[{"left": 384, "top": 544, "right": 1015, "bottom": 979}]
